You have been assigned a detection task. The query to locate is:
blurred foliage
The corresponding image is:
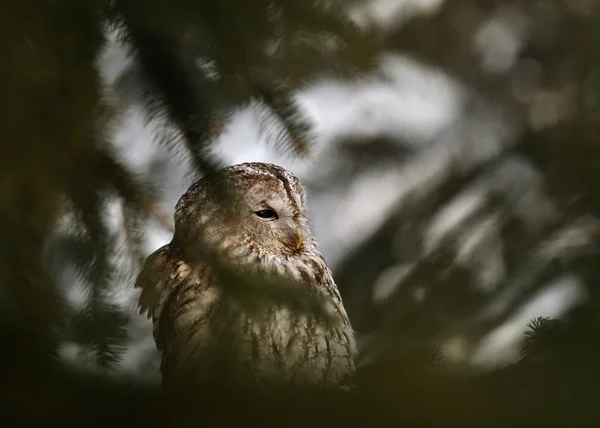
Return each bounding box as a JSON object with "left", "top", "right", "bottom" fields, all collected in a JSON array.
[
  {"left": 3, "top": 0, "right": 600, "bottom": 426},
  {"left": 4, "top": 312, "right": 600, "bottom": 427},
  {"left": 336, "top": 0, "right": 600, "bottom": 375}
]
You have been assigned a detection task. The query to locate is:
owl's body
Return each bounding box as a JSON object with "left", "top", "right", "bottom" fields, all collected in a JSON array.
[{"left": 136, "top": 163, "right": 356, "bottom": 390}]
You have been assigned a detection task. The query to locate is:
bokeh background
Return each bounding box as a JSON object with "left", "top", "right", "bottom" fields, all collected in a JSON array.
[{"left": 3, "top": 0, "right": 600, "bottom": 426}]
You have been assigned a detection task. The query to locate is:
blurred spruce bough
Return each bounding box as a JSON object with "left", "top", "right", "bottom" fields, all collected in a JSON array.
[
  {"left": 4, "top": 311, "right": 600, "bottom": 428},
  {"left": 0, "top": 0, "right": 379, "bottom": 365}
]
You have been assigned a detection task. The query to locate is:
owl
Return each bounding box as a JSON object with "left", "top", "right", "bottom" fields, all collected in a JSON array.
[{"left": 135, "top": 162, "right": 356, "bottom": 391}]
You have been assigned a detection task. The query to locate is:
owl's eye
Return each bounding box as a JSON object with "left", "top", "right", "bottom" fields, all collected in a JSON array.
[{"left": 254, "top": 209, "right": 278, "bottom": 220}]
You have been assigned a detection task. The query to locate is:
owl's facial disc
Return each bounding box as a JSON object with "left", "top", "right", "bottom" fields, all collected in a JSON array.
[{"left": 248, "top": 199, "right": 306, "bottom": 255}]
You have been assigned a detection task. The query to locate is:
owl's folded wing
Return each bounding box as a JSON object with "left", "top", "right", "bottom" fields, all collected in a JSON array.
[{"left": 135, "top": 244, "right": 192, "bottom": 324}]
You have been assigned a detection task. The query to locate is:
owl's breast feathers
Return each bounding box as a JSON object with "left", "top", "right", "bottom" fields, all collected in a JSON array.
[{"left": 135, "top": 244, "right": 356, "bottom": 390}]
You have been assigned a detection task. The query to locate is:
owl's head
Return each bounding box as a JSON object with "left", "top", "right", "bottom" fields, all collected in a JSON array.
[{"left": 174, "top": 162, "right": 313, "bottom": 262}]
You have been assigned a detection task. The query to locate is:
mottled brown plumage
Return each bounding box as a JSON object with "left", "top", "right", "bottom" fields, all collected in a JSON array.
[{"left": 136, "top": 162, "right": 356, "bottom": 390}]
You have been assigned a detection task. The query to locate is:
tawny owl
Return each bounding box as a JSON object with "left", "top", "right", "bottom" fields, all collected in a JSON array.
[{"left": 135, "top": 162, "right": 356, "bottom": 391}]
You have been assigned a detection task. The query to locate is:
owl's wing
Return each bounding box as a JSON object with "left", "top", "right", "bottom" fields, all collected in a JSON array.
[
  {"left": 135, "top": 244, "right": 192, "bottom": 346},
  {"left": 154, "top": 267, "right": 224, "bottom": 384},
  {"left": 135, "top": 244, "right": 220, "bottom": 381}
]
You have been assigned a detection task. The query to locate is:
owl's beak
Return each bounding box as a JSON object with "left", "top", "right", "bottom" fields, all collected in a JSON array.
[
  {"left": 281, "top": 228, "right": 304, "bottom": 251},
  {"left": 295, "top": 229, "right": 304, "bottom": 250}
]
